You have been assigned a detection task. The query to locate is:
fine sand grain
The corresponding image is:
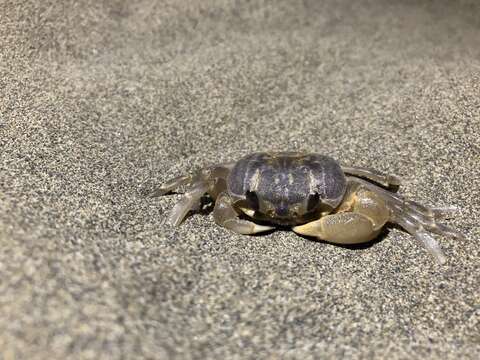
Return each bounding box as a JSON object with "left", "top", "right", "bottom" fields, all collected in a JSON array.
[{"left": 1, "top": 1, "right": 479, "bottom": 359}]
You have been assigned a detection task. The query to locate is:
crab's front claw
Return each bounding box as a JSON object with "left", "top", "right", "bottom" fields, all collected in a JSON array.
[
  {"left": 214, "top": 192, "right": 274, "bottom": 234},
  {"left": 294, "top": 184, "right": 391, "bottom": 245},
  {"left": 293, "top": 212, "right": 381, "bottom": 244}
]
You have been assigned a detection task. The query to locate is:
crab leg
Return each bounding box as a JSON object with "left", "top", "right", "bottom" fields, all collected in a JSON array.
[
  {"left": 346, "top": 176, "right": 464, "bottom": 263},
  {"left": 168, "top": 181, "right": 209, "bottom": 226},
  {"left": 392, "top": 215, "right": 447, "bottom": 264},
  {"left": 154, "top": 162, "right": 236, "bottom": 226},
  {"left": 150, "top": 174, "right": 192, "bottom": 197},
  {"left": 342, "top": 166, "right": 402, "bottom": 188},
  {"left": 347, "top": 177, "right": 463, "bottom": 229},
  {"left": 214, "top": 192, "right": 274, "bottom": 234},
  {"left": 401, "top": 199, "right": 458, "bottom": 220},
  {"left": 387, "top": 202, "right": 464, "bottom": 239}
]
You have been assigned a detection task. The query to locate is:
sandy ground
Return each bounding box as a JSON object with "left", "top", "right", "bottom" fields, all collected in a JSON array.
[{"left": 1, "top": 1, "right": 479, "bottom": 359}]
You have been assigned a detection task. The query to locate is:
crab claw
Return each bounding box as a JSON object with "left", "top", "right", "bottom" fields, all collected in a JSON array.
[
  {"left": 293, "top": 213, "right": 380, "bottom": 245},
  {"left": 239, "top": 207, "right": 256, "bottom": 217},
  {"left": 293, "top": 220, "right": 323, "bottom": 237}
]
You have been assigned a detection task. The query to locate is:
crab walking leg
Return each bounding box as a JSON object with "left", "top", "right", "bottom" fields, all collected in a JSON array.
[
  {"left": 387, "top": 202, "right": 465, "bottom": 240},
  {"left": 152, "top": 162, "right": 235, "bottom": 198},
  {"left": 392, "top": 215, "right": 447, "bottom": 264},
  {"left": 168, "top": 181, "right": 209, "bottom": 226},
  {"left": 347, "top": 177, "right": 463, "bottom": 230},
  {"left": 150, "top": 175, "right": 192, "bottom": 197},
  {"left": 213, "top": 192, "right": 274, "bottom": 235},
  {"left": 342, "top": 166, "right": 402, "bottom": 188},
  {"left": 293, "top": 186, "right": 390, "bottom": 244},
  {"left": 402, "top": 200, "right": 459, "bottom": 221},
  {"left": 345, "top": 177, "right": 465, "bottom": 263}
]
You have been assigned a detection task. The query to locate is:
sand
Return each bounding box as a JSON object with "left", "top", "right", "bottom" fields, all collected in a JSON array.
[{"left": 1, "top": 1, "right": 479, "bottom": 359}]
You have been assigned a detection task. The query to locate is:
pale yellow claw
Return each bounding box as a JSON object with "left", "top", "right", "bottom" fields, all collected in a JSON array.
[
  {"left": 293, "top": 186, "right": 390, "bottom": 244},
  {"left": 293, "top": 213, "right": 380, "bottom": 244}
]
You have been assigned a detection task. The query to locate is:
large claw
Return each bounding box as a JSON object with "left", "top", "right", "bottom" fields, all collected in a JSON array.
[{"left": 293, "top": 213, "right": 379, "bottom": 244}]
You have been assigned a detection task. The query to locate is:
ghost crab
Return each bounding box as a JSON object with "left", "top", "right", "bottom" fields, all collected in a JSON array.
[{"left": 153, "top": 152, "right": 464, "bottom": 263}]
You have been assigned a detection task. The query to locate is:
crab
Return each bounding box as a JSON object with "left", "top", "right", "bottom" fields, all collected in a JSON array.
[{"left": 152, "top": 152, "right": 464, "bottom": 263}]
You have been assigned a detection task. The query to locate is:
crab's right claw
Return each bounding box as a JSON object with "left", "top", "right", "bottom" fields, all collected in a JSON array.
[{"left": 293, "top": 212, "right": 380, "bottom": 244}]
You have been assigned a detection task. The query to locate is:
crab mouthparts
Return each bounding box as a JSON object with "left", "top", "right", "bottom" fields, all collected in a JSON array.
[{"left": 275, "top": 203, "right": 289, "bottom": 217}]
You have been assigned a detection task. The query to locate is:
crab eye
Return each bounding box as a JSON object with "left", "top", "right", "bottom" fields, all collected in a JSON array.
[
  {"left": 245, "top": 190, "right": 259, "bottom": 211},
  {"left": 306, "top": 193, "right": 320, "bottom": 212}
]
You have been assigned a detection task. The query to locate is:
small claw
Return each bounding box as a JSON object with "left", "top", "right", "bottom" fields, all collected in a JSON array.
[
  {"left": 250, "top": 223, "right": 275, "bottom": 234},
  {"left": 240, "top": 207, "right": 256, "bottom": 217},
  {"left": 223, "top": 219, "right": 274, "bottom": 234}
]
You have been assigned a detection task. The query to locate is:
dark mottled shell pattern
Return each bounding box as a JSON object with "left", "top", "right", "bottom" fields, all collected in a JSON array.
[{"left": 227, "top": 152, "right": 347, "bottom": 222}]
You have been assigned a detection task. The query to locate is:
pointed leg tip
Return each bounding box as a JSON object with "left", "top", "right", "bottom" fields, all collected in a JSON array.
[
  {"left": 168, "top": 215, "right": 183, "bottom": 227},
  {"left": 167, "top": 215, "right": 177, "bottom": 226},
  {"left": 168, "top": 204, "right": 189, "bottom": 227},
  {"left": 426, "top": 244, "right": 447, "bottom": 264},
  {"left": 435, "top": 253, "right": 447, "bottom": 265},
  {"left": 388, "top": 175, "right": 402, "bottom": 186},
  {"left": 414, "top": 230, "right": 449, "bottom": 264},
  {"left": 150, "top": 188, "right": 168, "bottom": 197},
  {"left": 431, "top": 206, "right": 461, "bottom": 221}
]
